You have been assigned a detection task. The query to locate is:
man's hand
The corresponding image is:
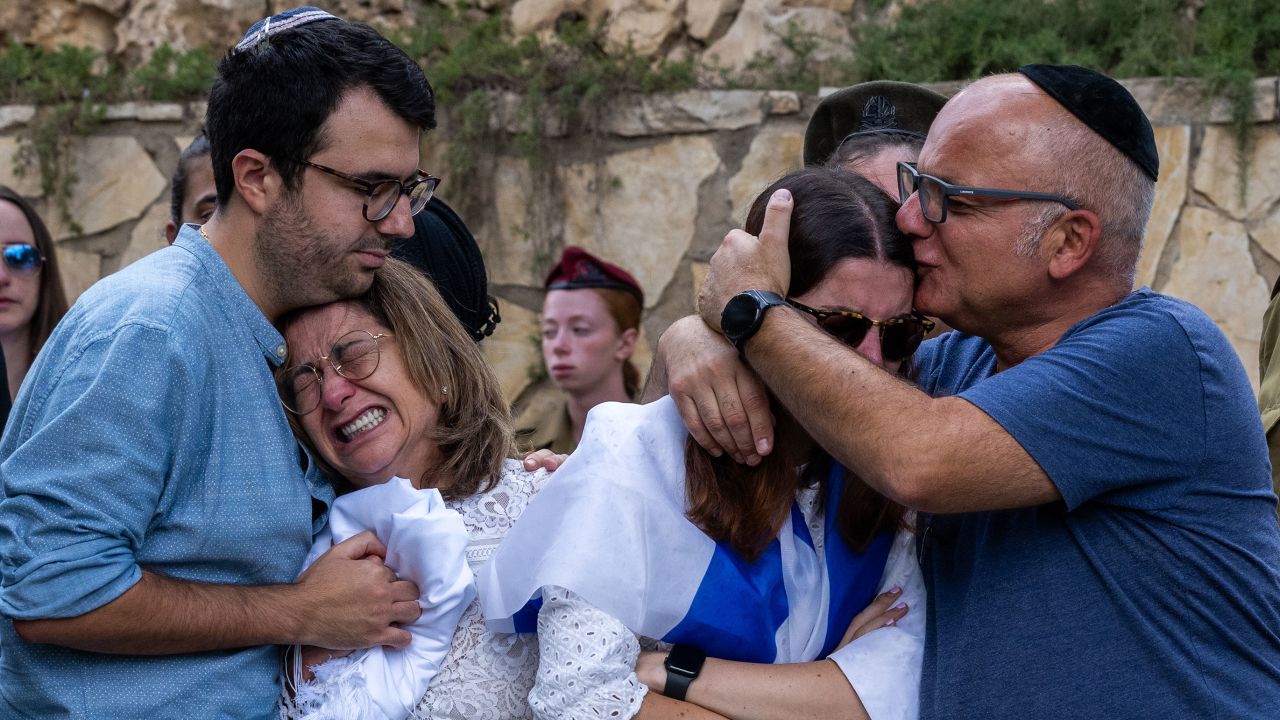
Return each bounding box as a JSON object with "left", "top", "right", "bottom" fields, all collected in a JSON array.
[
  {"left": 292, "top": 531, "right": 422, "bottom": 650},
  {"left": 659, "top": 316, "right": 775, "bottom": 464},
  {"left": 696, "top": 189, "right": 794, "bottom": 329}
]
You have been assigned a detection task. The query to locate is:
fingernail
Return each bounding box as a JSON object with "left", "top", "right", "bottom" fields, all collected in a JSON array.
[
  {"left": 746, "top": 454, "right": 761, "bottom": 466},
  {"left": 892, "top": 603, "right": 906, "bottom": 611},
  {"left": 774, "top": 189, "right": 792, "bottom": 202},
  {"left": 756, "top": 438, "right": 770, "bottom": 455},
  {"left": 890, "top": 585, "right": 902, "bottom": 594},
  {"left": 885, "top": 618, "right": 896, "bottom": 627},
  {"left": 709, "top": 447, "right": 723, "bottom": 458}
]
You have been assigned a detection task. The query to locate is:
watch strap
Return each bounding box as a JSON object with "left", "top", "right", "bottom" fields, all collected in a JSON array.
[
  {"left": 664, "top": 666, "right": 696, "bottom": 701},
  {"left": 662, "top": 643, "right": 707, "bottom": 702}
]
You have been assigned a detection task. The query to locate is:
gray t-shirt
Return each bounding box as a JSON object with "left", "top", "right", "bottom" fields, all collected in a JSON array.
[{"left": 914, "top": 289, "right": 1280, "bottom": 719}]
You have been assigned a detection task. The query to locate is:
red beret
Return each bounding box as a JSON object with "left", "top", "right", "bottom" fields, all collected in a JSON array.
[{"left": 544, "top": 246, "right": 643, "bottom": 305}]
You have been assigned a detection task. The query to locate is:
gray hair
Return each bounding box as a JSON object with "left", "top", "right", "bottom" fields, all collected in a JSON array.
[{"left": 1012, "top": 119, "right": 1155, "bottom": 287}]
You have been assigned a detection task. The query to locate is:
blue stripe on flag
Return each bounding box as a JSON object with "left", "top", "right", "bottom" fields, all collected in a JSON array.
[
  {"left": 820, "top": 463, "right": 893, "bottom": 657},
  {"left": 512, "top": 594, "right": 544, "bottom": 634},
  {"left": 662, "top": 539, "right": 788, "bottom": 663}
]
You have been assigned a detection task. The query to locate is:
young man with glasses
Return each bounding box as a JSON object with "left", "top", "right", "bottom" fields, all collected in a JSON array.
[
  {"left": 0, "top": 9, "right": 442, "bottom": 718},
  {"left": 657, "top": 65, "right": 1280, "bottom": 717}
]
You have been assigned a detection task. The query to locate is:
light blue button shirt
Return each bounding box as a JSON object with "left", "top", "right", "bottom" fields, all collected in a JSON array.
[{"left": 0, "top": 226, "right": 333, "bottom": 718}]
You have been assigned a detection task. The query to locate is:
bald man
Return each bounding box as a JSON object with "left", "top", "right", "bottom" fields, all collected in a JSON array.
[{"left": 654, "top": 66, "right": 1280, "bottom": 718}]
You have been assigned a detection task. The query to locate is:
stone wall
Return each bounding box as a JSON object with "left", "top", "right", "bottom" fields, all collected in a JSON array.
[
  {"left": 2, "top": 78, "right": 1277, "bottom": 409},
  {"left": 7, "top": 0, "right": 905, "bottom": 73}
]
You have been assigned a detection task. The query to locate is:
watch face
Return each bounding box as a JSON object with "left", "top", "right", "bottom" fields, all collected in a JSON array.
[
  {"left": 721, "top": 292, "right": 761, "bottom": 343},
  {"left": 665, "top": 644, "right": 707, "bottom": 676}
]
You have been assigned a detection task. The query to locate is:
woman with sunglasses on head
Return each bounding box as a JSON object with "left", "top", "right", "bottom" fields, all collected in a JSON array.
[
  {"left": 0, "top": 186, "right": 68, "bottom": 402},
  {"left": 479, "top": 167, "right": 930, "bottom": 720},
  {"left": 275, "top": 258, "right": 549, "bottom": 720}
]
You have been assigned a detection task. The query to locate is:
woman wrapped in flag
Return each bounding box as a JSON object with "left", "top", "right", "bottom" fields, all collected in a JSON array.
[{"left": 478, "top": 167, "right": 928, "bottom": 720}]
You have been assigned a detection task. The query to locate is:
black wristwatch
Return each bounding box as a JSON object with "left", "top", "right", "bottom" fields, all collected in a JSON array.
[
  {"left": 720, "top": 290, "right": 786, "bottom": 353},
  {"left": 662, "top": 643, "right": 707, "bottom": 701}
]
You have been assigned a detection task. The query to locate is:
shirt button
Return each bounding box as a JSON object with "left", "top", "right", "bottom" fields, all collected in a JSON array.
[{"left": 276, "top": 343, "right": 288, "bottom": 360}]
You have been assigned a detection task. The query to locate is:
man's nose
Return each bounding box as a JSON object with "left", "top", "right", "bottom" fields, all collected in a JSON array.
[
  {"left": 374, "top": 192, "right": 416, "bottom": 239},
  {"left": 895, "top": 192, "right": 931, "bottom": 239}
]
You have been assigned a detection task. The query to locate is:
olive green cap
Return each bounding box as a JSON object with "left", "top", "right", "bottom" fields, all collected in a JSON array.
[{"left": 803, "top": 80, "right": 948, "bottom": 166}]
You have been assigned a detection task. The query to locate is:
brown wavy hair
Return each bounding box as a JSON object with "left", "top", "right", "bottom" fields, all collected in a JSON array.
[
  {"left": 0, "top": 186, "right": 68, "bottom": 362},
  {"left": 277, "top": 258, "right": 514, "bottom": 499},
  {"left": 684, "top": 167, "right": 911, "bottom": 560}
]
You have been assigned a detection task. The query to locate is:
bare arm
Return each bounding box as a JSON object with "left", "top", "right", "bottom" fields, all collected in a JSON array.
[
  {"left": 14, "top": 531, "right": 421, "bottom": 653},
  {"left": 695, "top": 189, "right": 1057, "bottom": 513},
  {"left": 746, "top": 309, "right": 1057, "bottom": 512},
  {"left": 635, "top": 692, "right": 733, "bottom": 719},
  {"left": 632, "top": 588, "right": 906, "bottom": 720}
]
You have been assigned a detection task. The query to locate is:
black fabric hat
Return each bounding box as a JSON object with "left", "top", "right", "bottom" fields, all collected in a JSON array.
[
  {"left": 391, "top": 196, "right": 500, "bottom": 342},
  {"left": 803, "top": 81, "right": 948, "bottom": 166},
  {"left": 1017, "top": 64, "right": 1159, "bottom": 182}
]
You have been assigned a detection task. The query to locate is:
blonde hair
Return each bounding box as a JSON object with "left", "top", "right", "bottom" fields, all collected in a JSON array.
[{"left": 279, "top": 258, "right": 514, "bottom": 499}]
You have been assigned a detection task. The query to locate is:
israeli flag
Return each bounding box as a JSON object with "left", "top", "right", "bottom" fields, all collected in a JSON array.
[{"left": 477, "top": 397, "right": 891, "bottom": 664}]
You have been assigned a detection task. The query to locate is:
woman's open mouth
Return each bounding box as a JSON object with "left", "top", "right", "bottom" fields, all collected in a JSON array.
[{"left": 338, "top": 407, "right": 386, "bottom": 442}]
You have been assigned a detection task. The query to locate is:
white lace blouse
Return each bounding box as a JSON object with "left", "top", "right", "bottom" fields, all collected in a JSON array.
[
  {"left": 283, "top": 460, "right": 548, "bottom": 720},
  {"left": 411, "top": 460, "right": 547, "bottom": 720}
]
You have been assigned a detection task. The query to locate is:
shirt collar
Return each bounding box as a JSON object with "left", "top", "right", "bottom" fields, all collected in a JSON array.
[{"left": 175, "top": 224, "right": 290, "bottom": 367}]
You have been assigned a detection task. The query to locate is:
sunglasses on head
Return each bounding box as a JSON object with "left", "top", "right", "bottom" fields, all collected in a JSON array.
[
  {"left": 2, "top": 244, "right": 43, "bottom": 273},
  {"left": 787, "top": 299, "right": 934, "bottom": 362}
]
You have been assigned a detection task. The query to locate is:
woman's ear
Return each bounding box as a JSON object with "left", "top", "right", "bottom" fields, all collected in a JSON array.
[{"left": 616, "top": 327, "right": 638, "bottom": 361}]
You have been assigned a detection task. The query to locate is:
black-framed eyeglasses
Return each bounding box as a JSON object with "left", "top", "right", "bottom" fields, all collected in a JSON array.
[
  {"left": 897, "top": 161, "right": 1080, "bottom": 223},
  {"left": 277, "top": 330, "right": 387, "bottom": 415},
  {"left": 299, "top": 159, "right": 440, "bottom": 222},
  {"left": 787, "top": 299, "right": 934, "bottom": 363},
  {"left": 2, "top": 244, "right": 44, "bottom": 274}
]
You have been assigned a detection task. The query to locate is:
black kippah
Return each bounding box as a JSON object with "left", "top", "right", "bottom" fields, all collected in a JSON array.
[
  {"left": 391, "top": 197, "right": 500, "bottom": 342},
  {"left": 1018, "top": 64, "right": 1159, "bottom": 182}
]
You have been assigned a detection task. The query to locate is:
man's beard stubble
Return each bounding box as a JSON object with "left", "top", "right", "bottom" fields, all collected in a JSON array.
[{"left": 254, "top": 191, "right": 387, "bottom": 313}]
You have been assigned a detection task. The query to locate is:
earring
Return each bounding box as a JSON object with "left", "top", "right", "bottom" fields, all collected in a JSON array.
[{"left": 441, "top": 386, "right": 449, "bottom": 395}]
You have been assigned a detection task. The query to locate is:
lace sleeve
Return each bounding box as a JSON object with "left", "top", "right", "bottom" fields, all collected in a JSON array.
[{"left": 529, "top": 585, "right": 649, "bottom": 720}]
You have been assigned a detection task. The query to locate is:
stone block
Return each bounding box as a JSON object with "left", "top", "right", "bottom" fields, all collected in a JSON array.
[
  {"left": 511, "top": 0, "right": 602, "bottom": 35},
  {"left": 559, "top": 135, "right": 721, "bottom": 307},
  {"left": 704, "top": 0, "right": 851, "bottom": 73},
  {"left": 686, "top": 0, "right": 741, "bottom": 40},
  {"left": 602, "top": 0, "right": 683, "bottom": 56},
  {"left": 54, "top": 245, "right": 102, "bottom": 305},
  {"left": 728, "top": 124, "right": 804, "bottom": 224},
  {"left": 117, "top": 0, "right": 268, "bottom": 64},
  {"left": 1192, "top": 124, "right": 1280, "bottom": 221},
  {"left": 103, "top": 102, "right": 186, "bottom": 122},
  {"left": 1161, "top": 206, "right": 1268, "bottom": 391},
  {"left": 482, "top": 299, "right": 544, "bottom": 405},
  {"left": 1123, "top": 77, "right": 1278, "bottom": 125},
  {"left": 0, "top": 137, "right": 46, "bottom": 197},
  {"left": 1135, "top": 126, "right": 1190, "bottom": 288},
  {"left": 604, "top": 90, "right": 765, "bottom": 137},
  {"left": 492, "top": 92, "right": 568, "bottom": 138},
  {"left": 46, "top": 136, "right": 167, "bottom": 239},
  {"left": 119, "top": 200, "right": 171, "bottom": 270},
  {"left": 1252, "top": 207, "right": 1280, "bottom": 264},
  {"left": 476, "top": 157, "right": 542, "bottom": 287},
  {"left": 764, "top": 91, "right": 801, "bottom": 115},
  {"left": 0, "top": 106, "right": 35, "bottom": 132}
]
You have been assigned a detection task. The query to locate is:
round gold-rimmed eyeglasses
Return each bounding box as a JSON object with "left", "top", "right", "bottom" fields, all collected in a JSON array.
[{"left": 277, "top": 330, "right": 387, "bottom": 415}]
